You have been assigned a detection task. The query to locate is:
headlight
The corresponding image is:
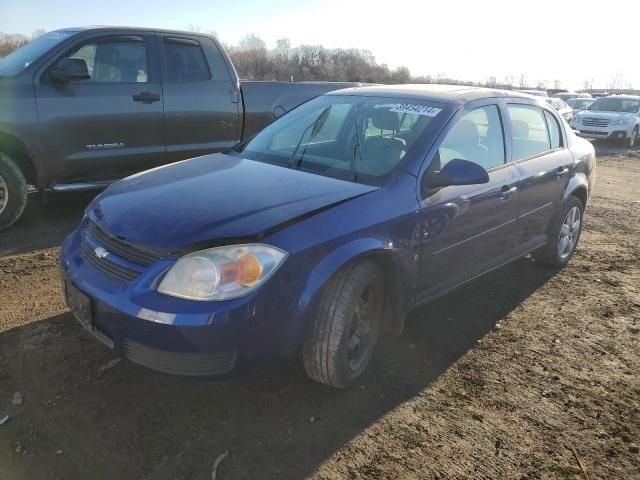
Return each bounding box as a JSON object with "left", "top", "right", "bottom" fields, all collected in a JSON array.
[
  {"left": 571, "top": 116, "right": 581, "bottom": 124},
  {"left": 158, "top": 244, "right": 288, "bottom": 301},
  {"left": 611, "top": 117, "right": 630, "bottom": 126}
]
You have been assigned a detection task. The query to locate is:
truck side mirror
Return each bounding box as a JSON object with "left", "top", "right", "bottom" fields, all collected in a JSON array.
[{"left": 49, "top": 58, "right": 91, "bottom": 83}]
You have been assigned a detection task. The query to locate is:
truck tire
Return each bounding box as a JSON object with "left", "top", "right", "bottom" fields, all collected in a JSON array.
[
  {"left": 303, "top": 260, "right": 384, "bottom": 388},
  {"left": 532, "top": 196, "right": 583, "bottom": 266},
  {"left": 627, "top": 126, "right": 639, "bottom": 148},
  {"left": 0, "top": 153, "right": 28, "bottom": 231}
]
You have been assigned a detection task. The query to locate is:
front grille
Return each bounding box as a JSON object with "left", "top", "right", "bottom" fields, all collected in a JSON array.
[
  {"left": 79, "top": 221, "right": 170, "bottom": 284},
  {"left": 86, "top": 221, "right": 166, "bottom": 266},
  {"left": 582, "top": 117, "right": 611, "bottom": 127},
  {"left": 80, "top": 239, "right": 139, "bottom": 283},
  {"left": 580, "top": 130, "right": 608, "bottom": 136},
  {"left": 123, "top": 339, "right": 237, "bottom": 376}
]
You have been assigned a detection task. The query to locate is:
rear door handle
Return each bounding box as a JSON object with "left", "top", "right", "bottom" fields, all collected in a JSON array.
[
  {"left": 132, "top": 92, "right": 161, "bottom": 103},
  {"left": 499, "top": 185, "right": 517, "bottom": 201},
  {"left": 556, "top": 167, "right": 569, "bottom": 179}
]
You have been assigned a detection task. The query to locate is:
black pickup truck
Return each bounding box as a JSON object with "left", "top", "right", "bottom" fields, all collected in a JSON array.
[{"left": 0, "top": 27, "right": 360, "bottom": 230}]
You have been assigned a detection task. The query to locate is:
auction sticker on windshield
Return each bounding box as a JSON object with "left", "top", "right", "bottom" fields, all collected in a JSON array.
[{"left": 390, "top": 104, "right": 442, "bottom": 117}]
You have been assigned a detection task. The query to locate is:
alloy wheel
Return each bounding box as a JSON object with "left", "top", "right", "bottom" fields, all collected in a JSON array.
[
  {"left": 558, "top": 206, "right": 581, "bottom": 260},
  {"left": 347, "top": 285, "right": 375, "bottom": 372},
  {"left": 0, "top": 174, "right": 7, "bottom": 216}
]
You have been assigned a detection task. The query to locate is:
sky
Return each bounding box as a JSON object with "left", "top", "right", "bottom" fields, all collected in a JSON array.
[{"left": 2, "top": 0, "right": 639, "bottom": 90}]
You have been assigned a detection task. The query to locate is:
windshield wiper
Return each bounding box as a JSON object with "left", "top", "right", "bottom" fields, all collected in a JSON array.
[{"left": 288, "top": 106, "right": 331, "bottom": 169}]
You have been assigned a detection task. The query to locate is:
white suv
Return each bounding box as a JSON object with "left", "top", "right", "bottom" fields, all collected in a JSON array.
[{"left": 570, "top": 95, "right": 640, "bottom": 147}]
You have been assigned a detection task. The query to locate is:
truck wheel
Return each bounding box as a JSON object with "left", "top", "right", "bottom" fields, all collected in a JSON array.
[
  {"left": 627, "top": 126, "right": 639, "bottom": 148},
  {"left": 303, "top": 260, "right": 384, "bottom": 388},
  {"left": 532, "top": 196, "right": 583, "bottom": 267},
  {"left": 0, "top": 153, "right": 28, "bottom": 231}
]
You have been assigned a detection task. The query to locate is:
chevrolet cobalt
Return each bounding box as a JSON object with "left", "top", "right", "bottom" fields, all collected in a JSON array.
[{"left": 60, "top": 85, "right": 596, "bottom": 388}]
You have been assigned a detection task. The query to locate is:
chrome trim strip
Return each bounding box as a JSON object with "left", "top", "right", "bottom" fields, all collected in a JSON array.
[
  {"left": 517, "top": 201, "right": 553, "bottom": 219},
  {"left": 51, "top": 181, "right": 115, "bottom": 192},
  {"left": 431, "top": 218, "right": 516, "bottom": 256}
]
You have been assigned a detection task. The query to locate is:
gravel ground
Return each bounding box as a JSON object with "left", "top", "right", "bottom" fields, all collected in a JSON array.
[{"left": 0, "top": 145, "right": 638, "bottom": 479}]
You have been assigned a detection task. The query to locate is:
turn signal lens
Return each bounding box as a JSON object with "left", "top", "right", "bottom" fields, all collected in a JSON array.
[
  {"left": 238, "top": 254, "right": 262, "bottom": 285},
  {"left": 158, "top": 244, "right": 287, "bottom": 301}
]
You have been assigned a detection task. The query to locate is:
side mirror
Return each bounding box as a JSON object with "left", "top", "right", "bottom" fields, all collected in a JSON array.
[
  {"left": 49, "top": 57, "right": 90, "bottom": 83},
  {"left": 425, "top": 159, "right": 490, "bottom": 189}
]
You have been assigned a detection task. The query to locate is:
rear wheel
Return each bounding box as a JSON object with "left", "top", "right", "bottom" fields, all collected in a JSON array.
[
  {"left": 302, "top": 260, "right": 384, "bottom": 388},
  {"left": 532, "top": 196, "right": 583, "bottom": 266},
  {"left": 0, "top": 153, "right": 28, "bottom": 231}
]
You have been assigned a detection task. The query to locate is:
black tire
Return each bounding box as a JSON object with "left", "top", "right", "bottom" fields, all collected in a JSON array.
[
  {"left": 532, "top": 196, "right": 584, "bottom": 266},
  {"left": 0, "top": 153, "right": 28, "bottom": 232},
  {"left": 303, "top": 260, "right": 384, "bottom": 388}
]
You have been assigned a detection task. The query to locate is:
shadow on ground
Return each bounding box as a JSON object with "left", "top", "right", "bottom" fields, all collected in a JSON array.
[
  {"left": 0, "top": 257, "right": 559, "bottom": 480},
  {"left": 0, "top": 190, "right": 97, "bottom": 256}
]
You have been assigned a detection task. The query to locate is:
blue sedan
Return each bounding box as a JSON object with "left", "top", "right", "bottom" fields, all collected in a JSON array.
[{"left": 60, "top": 85, "right": 596, "bottom": 388}]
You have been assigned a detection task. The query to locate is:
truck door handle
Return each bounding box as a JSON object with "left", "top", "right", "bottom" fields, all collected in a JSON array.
[
  {"left": 499, "top": 185, "right": 517, "bottom": 201},
  {"left": 132, "top": 92, "right": 160, "bottom": 103},
  {"left": 556, "top": 167, "right": 569, "bottom": 179}
]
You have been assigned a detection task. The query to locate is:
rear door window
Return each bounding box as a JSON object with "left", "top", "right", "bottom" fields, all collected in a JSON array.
[
  {"left": 163, "top": 38, "right": 210, "bottom": 83},
  {"left": 507, "top": 105, "right": 552, "bottom": 160}
]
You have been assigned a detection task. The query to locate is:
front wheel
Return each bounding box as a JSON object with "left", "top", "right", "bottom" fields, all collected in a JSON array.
[
  {"left": 0, "top": 153, "right": 28, "bottom": 232},
  {"left": 302, "top": 260, "right": 384, "bottom": 388},
  {"left": 533, "top": 196, "right": 584, "bottom": 266},
  {"left": 626, "top": 126, "right": 639, "bottom": 148}
]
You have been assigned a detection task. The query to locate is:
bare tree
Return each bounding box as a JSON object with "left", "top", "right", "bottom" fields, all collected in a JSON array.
[
  {"left": 31, "top": 28, "right": 46, "bottom": 39},
  {"left": 518, "top": 73, "right": 528, "bottom": 88},
  {"left": 553, "top": 79, "right": 561, "bottom": 90},
  {"left": 609, "top": 71, "right": 625, "bottom": 90}
]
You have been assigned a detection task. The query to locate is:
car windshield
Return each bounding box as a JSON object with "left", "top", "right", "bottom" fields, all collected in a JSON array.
[
  {"left": 588, "top": 97, "right": 640, "bottom": 113},
  {"left": 568, "top": 99, "right": 593, "bottom": 108},
  {"left": 0, "top": 30, "right": 75, "bottom": 76},
  {"left": 231, "top": 95, "right": 445, "bottom": 186}
]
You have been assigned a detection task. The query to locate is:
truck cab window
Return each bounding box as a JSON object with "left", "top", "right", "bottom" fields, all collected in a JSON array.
[
  {"left": 163, "top": 40, "right": 211, "bottom": 83},
  {"left": 65, "top": 39, "right": 149, "bottom": 83}
]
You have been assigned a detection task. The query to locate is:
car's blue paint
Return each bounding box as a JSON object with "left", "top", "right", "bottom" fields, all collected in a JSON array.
[
  {"left": 88, "top": 153, "right": 377, "bottom": 250},
  {"left": 59, "top": 87, "right": 596, "bottom": 378}
]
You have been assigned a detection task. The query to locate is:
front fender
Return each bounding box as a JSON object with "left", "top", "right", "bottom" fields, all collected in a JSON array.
[{"left": 297, "top": 238, "right": 395, "bottom": 311}]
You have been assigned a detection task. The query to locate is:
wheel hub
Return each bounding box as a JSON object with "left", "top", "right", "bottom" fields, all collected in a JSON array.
[{"left": 347, "top": 286, "right": 374, "bottom": 372}]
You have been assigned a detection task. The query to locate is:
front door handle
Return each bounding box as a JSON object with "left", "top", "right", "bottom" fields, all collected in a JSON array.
[
  {"left": 499, "top": 185, "right": 517, "bottom": 201},
  {"left": 132, "top": 92, "right": 161, "bottom": 103}
]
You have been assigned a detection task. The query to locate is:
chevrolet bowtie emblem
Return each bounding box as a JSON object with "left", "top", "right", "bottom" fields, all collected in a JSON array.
[{"left": 94, "top": 246, "right": 109, "bottom": 259}]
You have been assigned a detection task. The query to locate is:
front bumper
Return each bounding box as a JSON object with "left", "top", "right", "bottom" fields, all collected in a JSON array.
[
  {"left": 59, "top": 225, "right": 308, "bottom": 377},
  {"left": 572, "top": 127, "right": 629, "bottom": 140}
]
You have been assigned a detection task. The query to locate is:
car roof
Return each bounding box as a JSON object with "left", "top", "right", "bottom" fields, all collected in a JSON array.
[
  {"left": 598, "top": 94, "right": 640, "bottom": 100},
  {"left": 58, "top": 26, "right": 216, "bottom": 40},
  {"left": 329, "top": 84, "right": 543, "bottom": 104}
]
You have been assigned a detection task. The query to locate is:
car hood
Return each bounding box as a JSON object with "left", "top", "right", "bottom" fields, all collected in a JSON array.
[
  {"left": 87, "top": 153, "right": 377, "bottom": 250},
  {"left": 577, "top": 110, "right": 635, "bottom": 120}
]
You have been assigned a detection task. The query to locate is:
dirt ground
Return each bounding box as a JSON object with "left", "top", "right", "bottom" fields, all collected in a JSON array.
[{"left": 1, "top": 144, "right": 639, "bottom": 480}]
